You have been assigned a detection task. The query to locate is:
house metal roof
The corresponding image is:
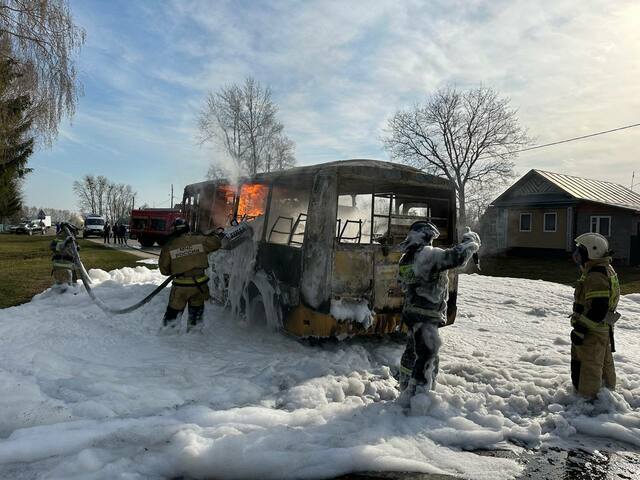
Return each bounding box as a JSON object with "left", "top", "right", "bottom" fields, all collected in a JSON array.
[{"left": 534, "top": 169, "right": 640, "bottom": 212}]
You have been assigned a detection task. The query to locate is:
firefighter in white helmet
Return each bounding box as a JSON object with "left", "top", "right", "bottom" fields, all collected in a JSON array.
[{"left": 570, "top": 232, "right": 620, "bottom": 399}]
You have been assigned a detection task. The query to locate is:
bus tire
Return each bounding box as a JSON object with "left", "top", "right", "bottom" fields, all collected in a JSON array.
[{"left": 139, "top": 236, "right": 155, "bottom": 248}]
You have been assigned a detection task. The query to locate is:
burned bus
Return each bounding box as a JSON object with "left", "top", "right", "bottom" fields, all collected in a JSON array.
[{"left": 182, "top": 159, "right": 458, "bottom": 338}]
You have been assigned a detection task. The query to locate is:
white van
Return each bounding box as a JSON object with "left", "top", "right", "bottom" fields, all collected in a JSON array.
[{"left": 83, "top": 214, "right": 106, "bottom": 238}]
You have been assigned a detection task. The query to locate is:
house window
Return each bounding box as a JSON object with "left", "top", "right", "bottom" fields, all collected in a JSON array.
[
  {"left": 519, "top": 213, "right": 532, "bottom": 232},
  {"left": 544, "top": 212, "right": 557, "bottom": 232},
  {"left": 591, "top": 216, "right": 611, "bottom": 237}
]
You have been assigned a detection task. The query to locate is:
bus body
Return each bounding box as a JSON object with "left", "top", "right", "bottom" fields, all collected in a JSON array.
[{"left": 183, "top": 159, "right": 458, "bottom": 338}]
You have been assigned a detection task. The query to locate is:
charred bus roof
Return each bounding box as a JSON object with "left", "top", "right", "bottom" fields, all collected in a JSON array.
[{"left": 183, "top": 159, "right": 453, "bottom": 194}]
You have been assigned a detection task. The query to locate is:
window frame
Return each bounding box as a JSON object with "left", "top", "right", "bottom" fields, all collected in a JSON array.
[
  {"left": 590, "top": 215, "right": 612, "bottom": 237},
  {"left": 519, "top": 212, "right": 532, "bottom": 232},
  {"left": 543, "top": 212, "right": 557, "bottom": 233}
]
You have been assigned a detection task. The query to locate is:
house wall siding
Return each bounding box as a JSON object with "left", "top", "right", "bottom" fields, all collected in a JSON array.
[
  {"left": 575, "top": 203, "right": 633, "bottom": 264},
  {"left": 507, "top": 207, "right": 567, "bottom": 249}
]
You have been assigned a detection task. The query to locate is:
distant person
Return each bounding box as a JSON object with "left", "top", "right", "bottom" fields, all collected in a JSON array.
[
  {"left": 159, "top": 218, "right": 222, "bottom": 332},
  {"left": 50, "top": 224, "right": 79, "bottom": 293},
  {"left": 113, "top": 223, "right": 119, "bottom": 244},
  {"left": 570, "top": 233, "right": 620, "bottom": 399},
  {"left": 39, "top": 220, "right": 45, "bottom": 234},
  {"left": 119, "top": 223, "right": 127, "bottom": 245},
  {"left": 396, "top": 221, "right": 481, "bottom": 407},
  {"left": 103, "top": 222, "right": 111, "bottom": 244}
]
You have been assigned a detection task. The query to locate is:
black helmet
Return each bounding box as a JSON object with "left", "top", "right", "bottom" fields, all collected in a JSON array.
[
  {"left": 401, "top": 221, "right": 440, "bottom": 250},
  {"left": 173, "top": 218, "right": 190, "bottom": 234}
]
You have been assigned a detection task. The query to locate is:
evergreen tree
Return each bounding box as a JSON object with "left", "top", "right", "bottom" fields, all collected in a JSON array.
[
  {"left": 0, "top": 57, "right": 34, "bottom": 176},
  {"left": 0, "top": 56, "right": 34, "bottom": 222},
  {"left": 0, "top": 168, "right": 22, "bottom": 221}
]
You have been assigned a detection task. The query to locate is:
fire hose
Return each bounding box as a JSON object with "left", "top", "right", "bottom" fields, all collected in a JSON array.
[{"left": 64, "top": 226, "right": 174, "bottom": 315}]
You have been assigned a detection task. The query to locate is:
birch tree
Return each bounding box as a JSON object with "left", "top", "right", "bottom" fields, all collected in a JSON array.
[{"left": 0, "top": 0, "right": 85, "bottom": 145}]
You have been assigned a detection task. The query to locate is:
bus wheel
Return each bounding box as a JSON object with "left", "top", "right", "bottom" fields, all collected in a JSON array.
[{"left": 139, "top": 236, "right": 155, "bottom": 248}]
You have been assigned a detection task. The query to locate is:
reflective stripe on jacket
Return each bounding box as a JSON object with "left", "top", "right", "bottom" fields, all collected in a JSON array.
[
  {"left": 52, "top": 260, "right": 75, "bottom": 270},
  {"left": 172, "top": 275, "right": 210, "bottom": 287},
  {"left": 159, "top": 233, "right": 221, "bottom": 277},
  {"left": 571, "top": 258, "right": 619, "bottom": 333}
]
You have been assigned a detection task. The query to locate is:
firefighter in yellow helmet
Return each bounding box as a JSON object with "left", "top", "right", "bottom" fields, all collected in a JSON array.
[
  {"left": 159, "top": 218, "right": 222, "bottom": 332},
  {"left": 49, "top": 223, "right": 79, "bottom": 292},
  {"left": 570, "top": 232, "right": 620, "bottom": 399}
]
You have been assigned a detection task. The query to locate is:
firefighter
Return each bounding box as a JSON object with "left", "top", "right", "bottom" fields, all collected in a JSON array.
[
  {"left": 50, "top": 224, "right": 79, "bottom": 292},
  {"left": 397, "top": 221, "right": 481, "bottom": 406},
  {"left": 570, "top": 233, "right": 620, "bottom": 399},
  {"left": 159, "top": 218, "right": 222, "bottom": 332}
]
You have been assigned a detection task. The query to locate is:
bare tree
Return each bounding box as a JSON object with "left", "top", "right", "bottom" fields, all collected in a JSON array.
[
  {"left": 240, "top": 77, "right": 281, "bottom": 175},
  {"left": 106, "top": 182, "right": 134, "bottom": 223},
  {"left": 73, "top": 175, "right": 135, "bottom": 221},
  {"left": 198, "top": 83, "right": 244, "bottom": 172},
  {"left": 383, "top": 86, "right": 528, "bottom": 227},
  {"left": 206, "top": 164, "right": 228, "bottom": 181},
  {"left": 72, "top": 174, "right": 98, "bottom": 213},
  {"left": 198, "top": 76, "right": 296, "bottom": 176},
  {"left": 94, "top": 175, "right": 108, "bottom": 216},
  {"left": 0, "top": 0, "right": 85, "bottom": 145},
  {"left": 265, "top": 133, "right": 296, "bottom": 172}
]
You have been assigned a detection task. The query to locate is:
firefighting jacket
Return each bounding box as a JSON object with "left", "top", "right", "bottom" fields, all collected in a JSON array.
[
  {"left": 571, "top": 258, "right": 620, "bottom": 333},
  {"left": 159, "top": 233, "right": 221, "bottom": 285},
  {"left": 50, "top": 237, "right": 77, "bottom": 270},
  {"left": 399, "top": 240, "right": 479, "bottom": 322}
]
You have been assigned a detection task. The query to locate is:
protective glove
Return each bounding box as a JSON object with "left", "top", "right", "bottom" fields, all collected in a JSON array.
[{"left": 462, "top": 227, "right": 481, "bottom": 247}]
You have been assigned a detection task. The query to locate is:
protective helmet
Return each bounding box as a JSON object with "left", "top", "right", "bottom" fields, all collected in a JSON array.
[
  {"left": 58, "top": 222, "right": 78, "bottom": 237},
  {"left": 173, "top": 218, "right": 190, "bottom": 234},
  {"left": 401, "top": 221, "right": 440, "bottom": 250},
  {"left": 575, "top": 232, "right": 609, "bottom": 260}
]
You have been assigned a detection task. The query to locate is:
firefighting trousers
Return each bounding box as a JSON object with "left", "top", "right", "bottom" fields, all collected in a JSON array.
[
  {"left": 571, "top": 329, "right": 616, "bottom": 398},
  {"left": 164, "top": 284, "right": 210, "bottom": 325},
  {"left": 52, "top": 268, "right": 73, "bottom": 285},
  {"left": 167, "top": 284, "right": 210, "bottom": 310},
  {"left": 400, "top": 312, "right": 441, "bottom": 390}
]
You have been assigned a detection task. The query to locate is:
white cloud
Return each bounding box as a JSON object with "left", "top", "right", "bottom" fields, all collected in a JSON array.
[{"left": 25, "top": 0, "right": 640, "bottom": 210}]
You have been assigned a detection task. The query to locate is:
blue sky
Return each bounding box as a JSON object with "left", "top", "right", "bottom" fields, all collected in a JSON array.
[{"left": 24, "top": 0, "right": 640, "bottom": 210}]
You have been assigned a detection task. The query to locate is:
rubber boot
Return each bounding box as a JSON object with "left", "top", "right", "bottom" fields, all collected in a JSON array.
[
  {"left": 163, "top": 306, "right": 181, "bottom": 330},
  {"left": 397, "top": 379, "right": 417, "bottom": 408},
  {"left": 187, "top": 305, "right": 204, "bottom": 332}
]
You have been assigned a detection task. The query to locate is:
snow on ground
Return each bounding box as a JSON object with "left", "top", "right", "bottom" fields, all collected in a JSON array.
[{"left": 0, "top": 268, "right": 639, "bottom": 479}]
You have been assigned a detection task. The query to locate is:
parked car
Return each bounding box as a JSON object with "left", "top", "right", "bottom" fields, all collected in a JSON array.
[
  {"left": 15, "top": 221, "right": 44, "bottom": 235},
  {"left": 82, "top": 214, "right": 106, "bottom": 238}
]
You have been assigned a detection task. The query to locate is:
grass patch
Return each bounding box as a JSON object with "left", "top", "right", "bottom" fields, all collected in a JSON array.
[
  {"left": 0, "top": 234, "right": 152, "bottom": 309},
  {"left": 476, "top": 254, "right": 640, "bottom": 295}
]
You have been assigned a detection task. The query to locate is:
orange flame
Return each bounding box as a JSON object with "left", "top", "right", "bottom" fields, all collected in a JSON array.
[{"left": 237, "top": 183, "right": 268, "bottom": 219}]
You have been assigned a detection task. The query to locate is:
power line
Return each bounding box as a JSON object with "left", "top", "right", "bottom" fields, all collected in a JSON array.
[{"left": 511, "top": 122, "right": 640, "bottom": 155}]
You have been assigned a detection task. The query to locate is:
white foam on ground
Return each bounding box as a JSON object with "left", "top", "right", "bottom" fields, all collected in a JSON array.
[{"left": 0, "top": 270, "right": 639, "bottom": 479}]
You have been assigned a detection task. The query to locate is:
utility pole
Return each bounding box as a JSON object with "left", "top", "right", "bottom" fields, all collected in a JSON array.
[
  {"left": 632, "top": 171, "right": 636, "bottom": 192},
  {"left": 131, "top": 194, "right": 135, "bottom": 211},
  {"left": 170, "top": 184, "right": 174, "bottom": 209}
]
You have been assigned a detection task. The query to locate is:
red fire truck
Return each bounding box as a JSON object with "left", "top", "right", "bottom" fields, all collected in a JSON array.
[{"left": 129, "top": 208, "right": 182, "bottom": 247}]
